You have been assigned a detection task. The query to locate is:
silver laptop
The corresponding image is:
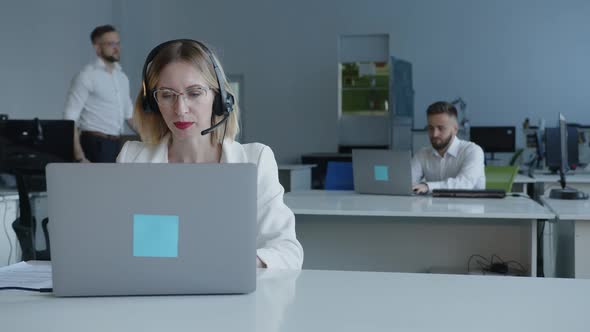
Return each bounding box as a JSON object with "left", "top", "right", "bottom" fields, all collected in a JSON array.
[
  {"left": 352, "top": 149, "right": 413, "bottom": 195},
  {"left": 46, "top": 163, "right": 257, "bottom": 297}
]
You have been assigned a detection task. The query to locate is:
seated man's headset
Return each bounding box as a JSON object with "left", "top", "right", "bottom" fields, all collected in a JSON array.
[{"left": 140, "top": 39, "right": 235, "bottom": 136}]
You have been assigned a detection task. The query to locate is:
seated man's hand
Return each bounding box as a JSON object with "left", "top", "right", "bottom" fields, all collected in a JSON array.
[{"left": 412, "top": 183, "right": 429, "bottom": 194}]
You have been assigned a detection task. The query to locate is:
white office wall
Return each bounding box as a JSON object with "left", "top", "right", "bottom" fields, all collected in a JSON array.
[
  {"left": 0, "top": 1, "right": 115, "bottom": 120},
  {"left": 116, "top": 0, "right": 590, "bottom": 162},
  {"left": 1, "top": 1, "right": 589, "bottom": 162}
]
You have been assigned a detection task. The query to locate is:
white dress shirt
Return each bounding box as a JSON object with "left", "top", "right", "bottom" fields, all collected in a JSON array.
[
  {"left": 411, "top": 136, "right": 486, "bottom": 191},
  {"left": 116, "top": 135, "right": 304, "bottom": 269},
  {"left": 64, "top": 58, "right": 133, "bottom": 136}
]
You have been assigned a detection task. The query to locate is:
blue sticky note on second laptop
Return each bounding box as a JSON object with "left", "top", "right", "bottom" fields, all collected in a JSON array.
[
  {"left": 374, "top": 165, "right": 389, "bottom": 181},
  {"left": 133, "top": 214, "right": 179, "bottom": 258}
]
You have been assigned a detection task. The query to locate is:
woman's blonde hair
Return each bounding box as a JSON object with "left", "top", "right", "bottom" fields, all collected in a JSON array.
[{"left": 133, "top": 40, "right": 239, "bottom": 145}]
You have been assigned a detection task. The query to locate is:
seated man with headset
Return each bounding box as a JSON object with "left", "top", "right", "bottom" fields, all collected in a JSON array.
[{"left": 411, "top": 101, "right": 485, "bottom": 194}]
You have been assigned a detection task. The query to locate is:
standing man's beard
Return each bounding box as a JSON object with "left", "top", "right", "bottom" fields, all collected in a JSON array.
[
  {"left": 103, "top": 55, "right": 119, "bottom": 63},
  {"left": 430, "top": 135, "right": 453, "bottom": 151}
]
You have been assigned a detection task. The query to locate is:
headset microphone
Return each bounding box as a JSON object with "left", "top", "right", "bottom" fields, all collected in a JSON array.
[{"left": 201, "top": 112, "right": 229, "bottom": 136}]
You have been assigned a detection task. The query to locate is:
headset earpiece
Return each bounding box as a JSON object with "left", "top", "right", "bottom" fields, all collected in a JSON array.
[
  {"left": 212, "top": 91, "right": 235, "bottom": 117},
  {"left": 141, "top": 81, "right": 159, "bottom": 114}
]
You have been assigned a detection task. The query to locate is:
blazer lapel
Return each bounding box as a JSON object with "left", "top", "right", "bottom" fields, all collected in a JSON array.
[{"left": 221, "top": 139, "right": 248, "bottom": 164}]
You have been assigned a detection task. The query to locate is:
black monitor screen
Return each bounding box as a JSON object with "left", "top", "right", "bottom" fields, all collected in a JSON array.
[
  {"left": 469, "top": 126, "right": 516, "bottom": 153},
  {"left": 0, "top": 119, "right": 74, "bottom": 172},
  {"left": 545, "top": 125, "right": 579, "bottom": 170}
]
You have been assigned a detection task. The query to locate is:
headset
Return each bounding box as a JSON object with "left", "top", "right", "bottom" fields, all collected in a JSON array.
[{"left": 140, "top": 39, "right": 235, "bottom": 136}]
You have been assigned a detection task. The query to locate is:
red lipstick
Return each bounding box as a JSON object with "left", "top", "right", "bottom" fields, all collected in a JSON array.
[{"left": 174, "top": 122, "right": 193, "bottom": 130}]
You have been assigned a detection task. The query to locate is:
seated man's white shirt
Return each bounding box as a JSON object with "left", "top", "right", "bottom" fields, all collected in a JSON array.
[
  {"left": 116, "top": 135, "right": 304, "bottom": 269},
  {"left": 411, "top": 136, "right": 485, "bottom": 191}
]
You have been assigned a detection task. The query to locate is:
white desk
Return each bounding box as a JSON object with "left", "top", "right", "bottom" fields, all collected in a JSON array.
[
  {"left": 286, "top": 191, "right": 554, "bottom": 276},
  {"left": 512, "top": 174, "right": 536, "bottom": 194},
  {"left": 541, "top": 197, "right": 590, "bottom": 278},
  {"left": 517, "top": 172, "right": 590, "bottom": 197},
  {"left": 513, "top": 174, "right": 537, "bottom": 184},
  {"left": 1, "top": 264, "right": 589, "bottom": 332}
]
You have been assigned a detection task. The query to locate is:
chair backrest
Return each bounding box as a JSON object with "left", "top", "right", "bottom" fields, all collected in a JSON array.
[
  {"left": 324, "top": 161, "right": 354, "bottom": 190},
  {"left": 485, "top": 165, "right": 519, "bottom": 192}
]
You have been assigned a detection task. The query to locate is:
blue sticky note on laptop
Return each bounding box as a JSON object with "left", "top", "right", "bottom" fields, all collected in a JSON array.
[
  {"left": 133, "top": 214, "right": 179, "bottom": 258},
  {"left": 374, "top": 165, "right": 389, "bottom": 181}
]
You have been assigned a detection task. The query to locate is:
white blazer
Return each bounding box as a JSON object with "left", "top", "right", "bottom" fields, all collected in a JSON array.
[{"left": 116, "top": 135, "right": 304, "bottom": 269}]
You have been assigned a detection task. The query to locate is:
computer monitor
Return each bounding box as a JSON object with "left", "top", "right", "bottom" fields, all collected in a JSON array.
[
  {"left": 0, "top": 119, "right": 75, "bottom": 172},
  {"left": 545, "top": 126, "right": 578, "bottom": 171},
  {"left": 546, "top": 113, "right": 588, "bottom": 200},
  {"left": 469, "top": 126, "right": 515, "bottom": 161}
]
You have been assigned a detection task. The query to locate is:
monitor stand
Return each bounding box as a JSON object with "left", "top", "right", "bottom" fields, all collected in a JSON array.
[{"left": 550, "top": 169, "right": 589, "bottom": 200}]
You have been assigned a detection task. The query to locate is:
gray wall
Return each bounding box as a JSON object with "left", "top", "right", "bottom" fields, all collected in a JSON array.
[
  {"left": 118, "top": 0, "right": 590, "bottom": 162},
  {"left": 1, "top": 0, "right": 589, "bottom": 162},
  {"left": 0, "top": 1, "right": 115, "bottom": 119}
]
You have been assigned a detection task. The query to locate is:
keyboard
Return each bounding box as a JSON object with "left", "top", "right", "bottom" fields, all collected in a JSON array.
[{"left": 432, "top": 189, "right": 506, "bottom": 198}]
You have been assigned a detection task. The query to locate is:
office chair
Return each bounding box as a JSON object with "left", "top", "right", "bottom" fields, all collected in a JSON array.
[
  {"left": 324, "top": 161, "right": 354, "bottom": 190},
  {"left": 509, "top": 149, "right": 524, "bottom": 166},
  {"left": 485, "top": 165, "right": 519, "bottom": 192}
]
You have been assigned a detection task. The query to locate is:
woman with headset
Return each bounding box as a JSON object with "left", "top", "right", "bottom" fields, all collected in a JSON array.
[{"left": 116, "top": 39, "right": 303, "bottom": 269}]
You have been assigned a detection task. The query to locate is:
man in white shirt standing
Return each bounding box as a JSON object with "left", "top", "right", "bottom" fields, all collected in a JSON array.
[
  {"left": 64, "top": 25, "right": 133, "bottom": 162},
  {"left": 412, "top": 101, "right": 485, "bottom": 194}
]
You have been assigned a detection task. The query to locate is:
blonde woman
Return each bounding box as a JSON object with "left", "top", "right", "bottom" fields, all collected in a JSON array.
[{"left": 117, "top": 39, "right": 303, "bottom": 269}]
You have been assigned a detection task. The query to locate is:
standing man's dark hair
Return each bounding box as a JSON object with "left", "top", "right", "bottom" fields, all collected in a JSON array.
[
  {"left": 426, "top": 101, "right": 458, "bottom": 119},
  {"left": 90, "top": 25, "right": 117, "bottom": 44}
]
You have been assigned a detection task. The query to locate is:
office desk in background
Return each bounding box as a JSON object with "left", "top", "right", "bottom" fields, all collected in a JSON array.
[
  {"left": 512, "top": 174, "right": 537, "bottom": 195},
  {"left": 542, "top": 197, "right": 590, "bottom": 279},
  {"left": 285, "top": 191, "right": 554, "bottom": 276},
  {"left": 533, "top": 172, "right": 590, "bottom": 196},
  {"left": 513, "top": 171, "right": 590, "bottom": 198},
  {"left": 1, "top": 263, "right": 589, "bottom": 332}
]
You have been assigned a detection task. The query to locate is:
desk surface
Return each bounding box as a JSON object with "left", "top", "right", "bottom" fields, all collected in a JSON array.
[
  {"left": 542, "top": 197, "right": 590, "bottom": 220},
  {"left": 1, "top": 265, "right": 589, "bottom": 332},
  {"left": 513, "top": 172, "right": 590, "bottom": 184},
  {"left": 513, "top": 174, "right": 537, "bottom": 184},
  {"left": 532, "top": 173, "right": 590, "bottom": 184},
  {"left": 285, "top": 190, "right": 553, "bottom": 219}
]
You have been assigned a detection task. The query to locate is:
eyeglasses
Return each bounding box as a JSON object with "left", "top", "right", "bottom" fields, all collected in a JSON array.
[
  {"left": 153, "top": 86, "right": 210, "bottom": 109},
  {"left": 101, "top": 41, "right": 120, "bottom": 48}
]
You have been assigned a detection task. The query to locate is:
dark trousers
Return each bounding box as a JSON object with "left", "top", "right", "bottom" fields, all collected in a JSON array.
[{"left": 80, "top": 132, "right": 121, "bottom": 163}]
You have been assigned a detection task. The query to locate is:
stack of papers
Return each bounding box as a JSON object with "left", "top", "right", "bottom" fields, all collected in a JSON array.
[{"left": 0, "top": 261, "right": 52, "bottom": 289}]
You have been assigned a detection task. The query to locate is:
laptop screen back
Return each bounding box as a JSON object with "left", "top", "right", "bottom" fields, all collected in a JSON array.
[
  {"left": 352, "top": 150, "right": 413, "bottom": 196},
  {"left": 47, "top": 163, "right": 257, "bottom": 297}
]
